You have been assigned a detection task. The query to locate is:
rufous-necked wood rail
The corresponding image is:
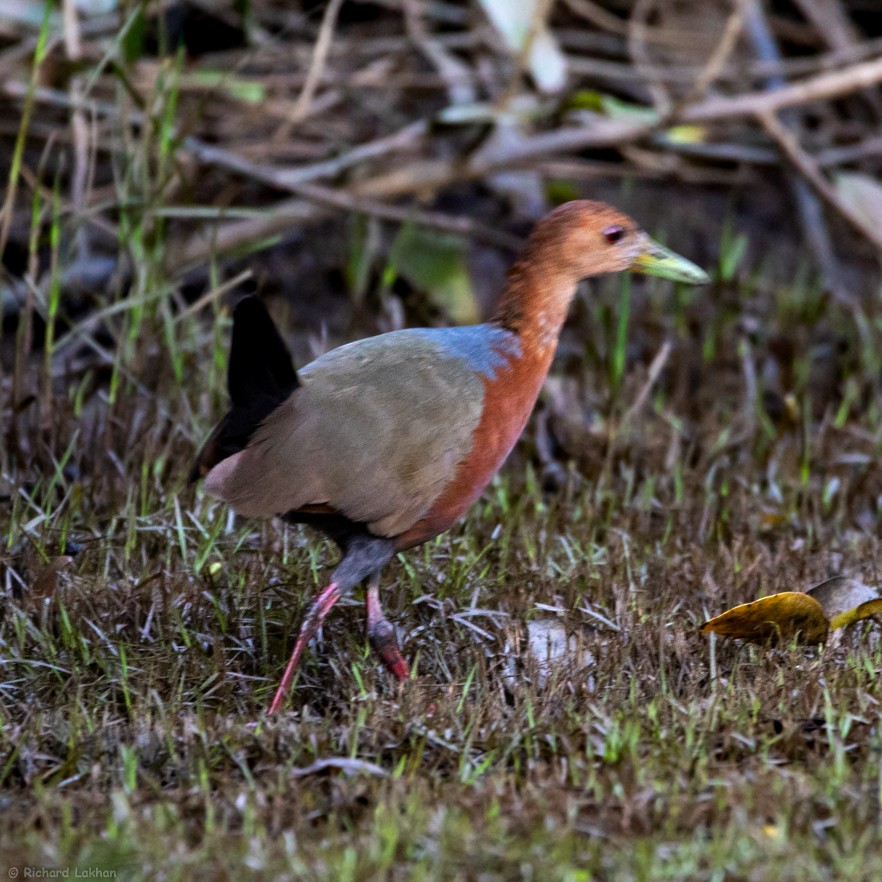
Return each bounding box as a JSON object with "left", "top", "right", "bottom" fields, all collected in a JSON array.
[{"left": 192, "top": 200, "right": 709, "bottom": 714}]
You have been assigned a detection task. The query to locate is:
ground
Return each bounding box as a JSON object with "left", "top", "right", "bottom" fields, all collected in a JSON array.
[
  {"left": 2, "top": 2, "right": 882, "bottom": 880},
  {"left": 3, "top": 262, "right": 881, "bottom": 879}
]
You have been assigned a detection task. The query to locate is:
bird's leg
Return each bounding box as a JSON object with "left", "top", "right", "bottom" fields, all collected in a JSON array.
[
  {"left": 366, "top": 572, "right": 410, "bottom": 682},
  {"left": 267, "top": 580, "right": 342, "bottom": 715},
  {"left": 266, "top": 535, "right": 396, "bottom": 714}
]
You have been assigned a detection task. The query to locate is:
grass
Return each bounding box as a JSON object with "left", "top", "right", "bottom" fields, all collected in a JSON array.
[
  {"left": 2, "top": 10, "right": 882, "bottom": 880},
  {"left": 3, "top": 256, "right": 882, "bottom": 879}
]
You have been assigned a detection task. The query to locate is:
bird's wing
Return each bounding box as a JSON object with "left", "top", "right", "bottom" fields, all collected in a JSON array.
[{"left": 204, "top": 328, "right": 495, "bottom": 537}]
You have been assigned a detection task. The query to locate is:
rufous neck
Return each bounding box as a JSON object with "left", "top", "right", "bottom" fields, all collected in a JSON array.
[{"left": 492, "top": 255, "right": 577, "bottom": 361}]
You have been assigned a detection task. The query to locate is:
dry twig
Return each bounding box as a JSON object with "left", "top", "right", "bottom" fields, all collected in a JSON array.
[
  {"left": 285, "top": 0, "right": 345, "bottom": 128},
  {"left": 759, "top": 110, "right": 882, "bottom": 253}
]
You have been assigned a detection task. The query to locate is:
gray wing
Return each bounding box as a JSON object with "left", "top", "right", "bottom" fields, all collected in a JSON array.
[{"left": 204, "top": 330, "right": 486, "bottom": 536}]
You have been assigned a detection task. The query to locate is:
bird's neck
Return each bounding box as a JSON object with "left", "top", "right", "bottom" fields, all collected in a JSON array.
[{"left": 491, "top": 256, "right": 576, "bottom": 370}]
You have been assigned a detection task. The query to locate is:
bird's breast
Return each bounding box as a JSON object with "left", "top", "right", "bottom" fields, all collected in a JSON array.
[{"left": 394, "top": 345, "right": 552, "bottom": 549}]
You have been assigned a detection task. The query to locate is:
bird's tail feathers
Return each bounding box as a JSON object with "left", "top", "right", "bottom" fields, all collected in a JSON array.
[
  {"left": 191, "top": 296, "right": 299, "bottom": 481},
  {"left": 227, "top": 296, "right": 299, "bottom": 407}
]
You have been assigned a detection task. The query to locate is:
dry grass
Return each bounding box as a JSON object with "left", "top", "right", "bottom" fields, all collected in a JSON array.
[
  {"left": 3, "top": 259, "right": 882, "bottom": 878},
  {"left": 2, "top": 2, "right": 882, "bottom": 879}
]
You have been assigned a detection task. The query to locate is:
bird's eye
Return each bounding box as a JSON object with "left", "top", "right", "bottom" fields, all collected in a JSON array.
[{"left": 603, "top": 225, "right": 626, "bottom": 244}]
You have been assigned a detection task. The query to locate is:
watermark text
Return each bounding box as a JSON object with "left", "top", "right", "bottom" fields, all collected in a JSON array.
[{"left": 8, "top": 868, "right": 117, "bottom": 879}]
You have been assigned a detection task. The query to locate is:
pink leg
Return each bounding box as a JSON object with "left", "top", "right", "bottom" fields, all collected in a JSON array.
[
  {"left": 267, "top": 581, "right": 342, "bottom": 715},
  {"left": 366, "top": 573, "right": 410, "bottom": 682}
]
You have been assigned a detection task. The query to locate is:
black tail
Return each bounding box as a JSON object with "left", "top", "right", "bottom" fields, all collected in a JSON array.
[
  {"left": 227, "top": 296, "right": 299, "bottom": 408},
  {"left": 191, "top": 297, "right": 299, "bottom": 481}
]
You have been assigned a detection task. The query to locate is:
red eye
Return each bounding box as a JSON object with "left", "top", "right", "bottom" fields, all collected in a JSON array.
[{"left": 603, "top": 225, "right": 626, "bottom": 244}]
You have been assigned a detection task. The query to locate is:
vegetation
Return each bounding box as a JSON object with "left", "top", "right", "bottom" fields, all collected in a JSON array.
[{"left": 2, "top": 2, "right": 881, "bottom": 879}]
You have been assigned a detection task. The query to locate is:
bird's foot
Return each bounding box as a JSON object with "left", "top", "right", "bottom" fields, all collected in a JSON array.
[
  {"left": 366, "top": 576, "right": 410, "bottom": 682},
  {"left": 368, "top": 620, "right": 411, "bottom": 681}
]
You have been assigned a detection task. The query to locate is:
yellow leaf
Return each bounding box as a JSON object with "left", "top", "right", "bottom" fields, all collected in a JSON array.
[
  {"left": 829, "top": 598, "right": 882, "bottom": 631},
  {"left": 665, "top": 125, "right": 707, "bottom": 145},
  {"left": 700, "top": 592, "right": 829, "bottom": 645}
]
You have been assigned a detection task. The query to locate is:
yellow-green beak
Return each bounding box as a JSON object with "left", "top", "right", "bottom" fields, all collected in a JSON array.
[{"left": 631, "top": 239, "right": 710, "bottom": 285}]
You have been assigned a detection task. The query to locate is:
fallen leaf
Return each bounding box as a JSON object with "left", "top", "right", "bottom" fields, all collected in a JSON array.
[
  {"left": 830, "top": 598, "right": 882, "bottom": 631},
  {"left": 806, "top": 575, "right": 879, "bottom": 619},
  {"left": 477, "top": 0, "right": 567, "bottom": 93},
  {"left": 834, "top": 172, "right": 882, "bottom": 235},
  {"left": 503, "top": 618, "right": 595, "bottom": 689},
  {"left": 526, "top": 619, "right": 577, "bottom": 668},
  {"left": 700, "top": 592, "right": 829, "bottom": 645},
  {"left": 701, "top": 577, "right": 882, "bottom": 648}
]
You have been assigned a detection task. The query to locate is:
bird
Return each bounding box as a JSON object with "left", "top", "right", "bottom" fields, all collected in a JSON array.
[{"left": 192, "top": 200, "right": 709, "bottom": 714}]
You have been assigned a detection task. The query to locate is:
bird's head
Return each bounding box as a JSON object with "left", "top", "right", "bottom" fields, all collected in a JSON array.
[{"left": 526, "top": 200, "right": 710, "bottom": 285}]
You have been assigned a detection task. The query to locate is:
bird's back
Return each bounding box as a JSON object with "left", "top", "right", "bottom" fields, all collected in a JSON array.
[{"left": 203, "top": 322, "right": 525, "bottom": 539}]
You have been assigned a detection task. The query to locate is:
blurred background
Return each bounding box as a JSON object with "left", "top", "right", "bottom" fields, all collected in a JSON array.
[
  {"left": 3, "top": 0, "right": 882, "bottom": 561},
  {"left": 2, "top": 0, "right": 882, "bottom": 458},
  {"left": 2, "top": 0, "right": 882, "bottom": 581}
]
